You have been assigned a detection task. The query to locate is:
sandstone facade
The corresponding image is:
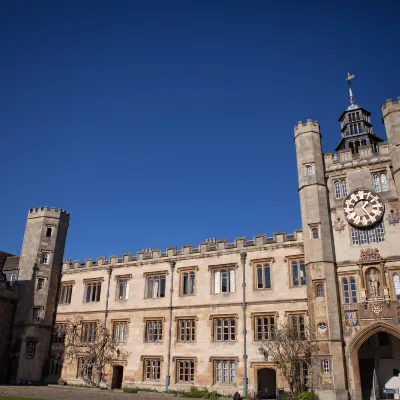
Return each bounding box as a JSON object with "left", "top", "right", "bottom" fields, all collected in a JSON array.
[{"left": 1, "top": 87, "right": 400, "bottom": 400}]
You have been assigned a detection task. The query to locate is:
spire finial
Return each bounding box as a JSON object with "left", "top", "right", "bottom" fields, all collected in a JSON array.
[{"left": 346, "top": 72, "right": 355, "bottom": 106}]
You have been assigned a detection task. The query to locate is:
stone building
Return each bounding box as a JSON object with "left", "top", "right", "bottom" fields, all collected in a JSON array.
[{"left": 1, "top": 80, "right": 400, "bottom": 400}]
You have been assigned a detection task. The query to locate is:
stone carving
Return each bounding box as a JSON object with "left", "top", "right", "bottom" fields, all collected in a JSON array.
[
  {"left": 369, "top": 302, "right": 386, "bottom": 318},
  {"left": 345, "top": 311, "right": 358, "bottom": 327},
  {"left": 318, "top": 323, "right": 327, "bottom": 330},
  {"left": 387, "top": 210, "right": 400, "bottom": 225},
  {"left": 334, "top": 218, "right": 346, "bottom": 231},
  {"left": 368, "top": 269, "right": 381, "bottom": 297},
  {"left": 360, "top": 248, "right": 381, "bottom": 261}
]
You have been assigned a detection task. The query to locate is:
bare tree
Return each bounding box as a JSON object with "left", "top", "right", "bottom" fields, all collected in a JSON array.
[
  {"left": 259, "top": 322, "right": 318, "bottom": 398},
  {"left": 53, "top": 316, "right": 130, "bottom": 387}
]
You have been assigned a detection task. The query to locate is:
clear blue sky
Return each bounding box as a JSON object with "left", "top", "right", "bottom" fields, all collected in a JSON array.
[{"left": 1, "top": 0, "right": 399, "bottom": 261}]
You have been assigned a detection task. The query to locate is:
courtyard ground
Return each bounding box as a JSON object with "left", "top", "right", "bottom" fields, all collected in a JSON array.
[{"left": 0, "top": 386, "right": 184, "bottom": 400}]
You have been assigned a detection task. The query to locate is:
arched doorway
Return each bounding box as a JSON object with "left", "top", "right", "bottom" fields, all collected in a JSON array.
[
  {"left": 349, "top": 322, "right": 400, "bottom": 400},
  {"left": 257, "top": 368, "right": 276, "bottom": 399}
]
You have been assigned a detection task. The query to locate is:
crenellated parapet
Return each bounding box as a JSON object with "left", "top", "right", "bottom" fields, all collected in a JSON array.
[
  {"left": 28, "top": 206, "right": 70, "bottom": 222},
  {"left": 294, "top": 119, "right": 320, "bottom": 137},
  {"left": 324, "top": 142, "right": 391, "bottom": 172},
  {"left": 62, "top": 230, "right": 303, "bottom": 271},
  {"left": 381, "top": 97, "right": 400, "bottom": 118}
]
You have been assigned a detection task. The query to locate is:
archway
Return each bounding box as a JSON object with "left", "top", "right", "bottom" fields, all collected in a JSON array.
[
  {"left": 257, "top": 368, "right": 276, "bottom": 399},
  {"left": 349, "top": 322, "right": 400, "bottom": 400}
]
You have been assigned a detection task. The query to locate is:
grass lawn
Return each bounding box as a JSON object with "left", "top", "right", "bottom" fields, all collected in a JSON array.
[{"left": 0, "top": 397, "right": 43, "bottom": 400}]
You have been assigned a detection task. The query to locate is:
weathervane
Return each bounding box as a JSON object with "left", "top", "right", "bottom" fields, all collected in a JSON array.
[{"left": 346, "top": 72, "right": 355, "bottom": 106}]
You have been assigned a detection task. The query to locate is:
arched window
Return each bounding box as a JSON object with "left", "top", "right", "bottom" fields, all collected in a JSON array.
[
  {"left": 350, "top": 276, "right": 357, "bottom": 303},
  {"left": 10, "top": 274, "right": 17, "bottom": 285},
  {"left": 358, "top": 123, "right": 362, "bottom": 133},
  {"left": 349, "top": 142, "right": 354, "bottom": 154},
  {"left": 46, "top": 227, "right": 53, "bottom": 237},
  {"left": 341, "top": 180, "right": 348, "bottom": 197},
  {"left": 350, "top": 125, "right": 355, "bottom": 135},
  {"left": 356, "top": 112, "right": 360, "bottom": 120},
  {"left": 381, "top": 173, "right": 388, "bottom": 192},
  {"left": 316, "top": 284, "right": 324, "bottom": 297},
  {"left": 393, "top": 273, "right": 400, "bottom": 301},
  {"left": 355, "top": 141, "right": 360, "bottom": 153},
  {"left": 306, "top": 165, "right": 313, "bottom": 176},
  {"left": 373, "top": 174, "right": 381, "bottom": 192},
  {"left": 361, "top": 138, "right": 367, "bottom": 146},
  {"left": 312, "top": 228, "right": 319, "bottom": 239},
  {"left": 342, "top": 278, "right": 350, "bottom": 304},
  {"left": 334, "top": 181, "right": 341, "bottom": 199}
]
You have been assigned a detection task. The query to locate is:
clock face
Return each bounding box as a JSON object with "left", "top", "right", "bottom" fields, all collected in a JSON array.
[{"left": 344, "top": 189, "right": 385, "bottom": 227}]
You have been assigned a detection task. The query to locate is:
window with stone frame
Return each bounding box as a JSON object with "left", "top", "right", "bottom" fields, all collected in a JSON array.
[
  {"left": 392, "top": 272, "right": 400, "bottom": 301},
  {"left": 113, "top": 321, "right": 128, "bottom": 344},
  {"left": 26, "top": 341, "right": 36, "bottom": 359},
  {"left": 254, "top": 261, "right": 272, "bottom": 290},
  {"left": 341, "top": 276, "right": 358, "bottom": 304},
  {"left": 179, "top": 268, "right": 196, "bottom": 296},
  {"left": 81, "top": 322, "right": 97, "bottom": 344},
  {"left": 214, "top": 359, "right": 237, "bottom": 384},
  {"left": 84, "top": 281, "right": 102, "bottom": 303},
  {"left": 145, "top": 273, "right": 166, "bottom": 298},
  {"left": 52, "top": 323, "right": 66, "bottom": 344},
  {"left": 211, "top": 266, "right": 236, "bottom": 294},
  {"left": 289, "top": 258, "right": 306, "bottom": 287},
  {"left": 177, "top": 319, "right": 196, "bottom": 343},
  {"left": 316, "top": 284, "right": 324, "bottom": 298},
  {"left": 334, "top": 180, "right": 341, "bottom": 199},
  {"left": 289, "top": 314, "right": 306, "bottom": 339},
  {"left": 37, "top": 277, "right": 45, "bottom": 291},
  {"left": 59, "top": 283, "right": 73, "bottom": 304},
  {"left": 116, "top": 276, "right": 130, "bottom": 301},
  {"left": 49, "top": 358, "right": 63, "bottom": 376},
  {"left": 373, "top": 173, "right": 389, "bottom": 193},
  {"left": 322, "top": 359, "right": 330, "bottom": 374},
  {"left": 143, "top": 358, "right": 161, "bottom": 380},
  {"left": 350, "top": 223, "right": 385, "bottom": 246},
  {"left": 32, "top": 307, "right": 40, "bottom": 322},
  {"left": 45, "top": 226, "right": 53, "bottom": 237},
  {"left": 77, "top": 357, "right": 93, "bottom": 379},
  {"left": 254, "top": 315, "right": 275, "bottom": 341},
  {"left": 176, "top": 359, "right": 195, "bottom": 383},
  {"left": 213, "top": 316, "right": 236, "bottom": 342},
  {"left": 146, "top": 320, "right": 163, "bottom": 342},
  {"left": 41, "top": 252, "right": 50, "bottom": 264}
]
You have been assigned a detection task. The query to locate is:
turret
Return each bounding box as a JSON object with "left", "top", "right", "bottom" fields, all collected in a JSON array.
[
  {"left": 382, "top": 97, "right": 400, "bottom": 195},
  {"left": 294, "top": 120, "right": 348, "bottom": 400},
  {"left": 12, "top": 207, "right": 70, "bottom": 383}
]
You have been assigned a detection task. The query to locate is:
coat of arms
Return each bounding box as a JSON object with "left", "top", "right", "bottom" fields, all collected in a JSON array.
[
  {"left": 345, "top": 311, "right": 358, "bottom": 327},
  {"left": 369, "top": 302, "right": 385, "bottom": 318},
  {"left": 334, "top": 218, "right": 346, "bottom": 231}
]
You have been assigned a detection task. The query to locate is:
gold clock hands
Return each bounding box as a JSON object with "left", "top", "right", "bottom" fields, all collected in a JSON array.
[{"left": 361, "top": 201, "right": 370, "bottom": 217}]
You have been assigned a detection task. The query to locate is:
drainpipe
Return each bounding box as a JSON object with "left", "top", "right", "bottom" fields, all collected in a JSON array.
[
  {"left": 165, "top": 260, "right": 176, "bottom": 392},
  {"left": 97, "top": 266, "right": 112, "bottom": 387},
  {"left": 241, "top": 252, "right": 248, "bottom": 397}
]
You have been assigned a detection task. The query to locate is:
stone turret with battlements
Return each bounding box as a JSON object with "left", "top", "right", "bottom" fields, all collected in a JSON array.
[
  {"left": 294, "top": 119, "right": 348, "bottom": 400},
  {"left": 11, "top": 207, "right": 69, "bottom": 384}
]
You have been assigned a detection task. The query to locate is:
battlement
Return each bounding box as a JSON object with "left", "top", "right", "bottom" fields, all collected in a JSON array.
[
  {"left": 381, "top": 97, "right": 400, "bottom": 118},
  {"left": 62, "top": 230, "right": 303, "bottom": 271},
  {"left": 324, "top": 142, "right": 390, "bottom": 171},
  {"left": 294, "top": 119, "right": 320, "bottom": 136},
  {"left": 28, "top": 206, "right": 70, "bottom": 220}
]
